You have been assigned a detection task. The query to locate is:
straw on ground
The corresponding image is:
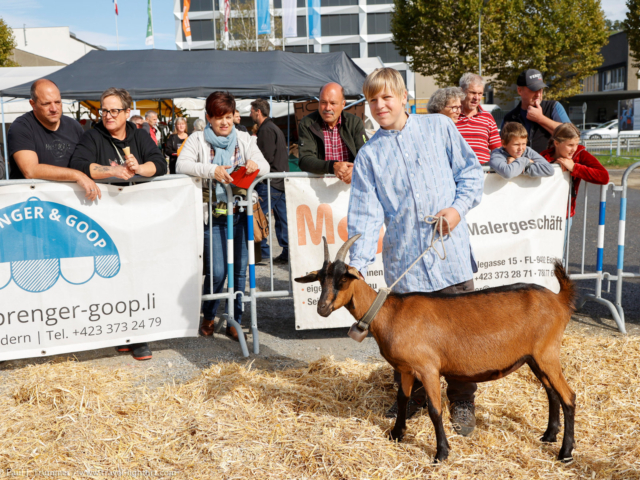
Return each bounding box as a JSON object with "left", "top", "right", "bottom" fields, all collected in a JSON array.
[{"left": 0, "top": 333, "right": 639, "bottom": 479}]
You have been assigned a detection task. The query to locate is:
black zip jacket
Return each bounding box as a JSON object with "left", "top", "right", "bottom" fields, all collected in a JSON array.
[
  {"left": 256, "top": 118, "right": 289, "bottom": 191},
  {"left": 298, "top": 111, "right": 367, "bottom": 175},
  {"left": 69, "top": 121, "right": 167, "bottom": 178},
  {"left": 502, "top": 100, "right": 558, "bottom": 154}
]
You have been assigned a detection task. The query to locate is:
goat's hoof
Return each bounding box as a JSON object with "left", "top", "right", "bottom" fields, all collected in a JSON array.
[
  {"left": 558, "top": 449, "right": 574, "bottom": 463},
  {"left": 541, "top": 433, "right": 558, "bottom": 443},
  {"left": 433, "top": 449, "right": 449, "bottom": 463},
  {"left": 389, "top": 428, "right": 405, "bottom": 442}
]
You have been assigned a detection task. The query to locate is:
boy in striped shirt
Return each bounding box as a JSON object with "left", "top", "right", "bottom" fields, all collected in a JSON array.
[{"left": 456, "top": 73, "right": 501, "bottom": 164}]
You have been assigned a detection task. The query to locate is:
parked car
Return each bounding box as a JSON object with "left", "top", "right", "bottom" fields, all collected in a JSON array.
[
  {"left": 580, "top": 120, "right": 622, "bottom": 140},
  {"left": 578, "top": 122, "right": 606, "bottom": 132}
]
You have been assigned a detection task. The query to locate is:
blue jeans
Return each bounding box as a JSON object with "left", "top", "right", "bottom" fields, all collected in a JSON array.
[
  {"left": 202, "top": 213, "right": 248, "bottom": 325},
  {"left": 255, "top": 183, "right": 288, "bottom": 259}
]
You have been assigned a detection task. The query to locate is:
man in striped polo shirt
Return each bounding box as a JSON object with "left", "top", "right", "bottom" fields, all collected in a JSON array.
[{"left": 456, "top": 73, "right": 501, "bottom": 164}]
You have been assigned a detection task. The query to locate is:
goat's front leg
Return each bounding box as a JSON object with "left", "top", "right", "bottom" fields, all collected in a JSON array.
[
  {"left": 389, "top": 372, "right": 414, "bottom": 442},
  {"left": 418, "top": 368, "right": 449, "bottom": 463}
]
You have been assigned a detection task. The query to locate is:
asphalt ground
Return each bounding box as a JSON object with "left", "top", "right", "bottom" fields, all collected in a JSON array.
[{"left": 1, "top": 168, "right": 639, "bottom": 388}]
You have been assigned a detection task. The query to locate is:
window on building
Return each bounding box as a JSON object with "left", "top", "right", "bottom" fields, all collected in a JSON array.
[
  {"left": 321, "top": 43, "right": 360, "bottom": 58},
  {"left": 181, "top": 0, "right": 214, "bottom": 11},
  {"left": 367, "top": 0, "right": 393, "bottom": 4},
  {"left": 297, "top": 16, "right": 307, "bottom": 37},
  {"left": 368, "top": 42, "right": 405, "bottom": 63},
  {"left": 321, "top": 14, "right": 359, "bottom": 36},
  {"left": 367, "top": 12, "right": 392, "bottom": 34},
  {"left": 182, "top": 19, "right": 215, "bottom": 42},
  {"left": 322, "top": 0, "right": 358, "bottom": 6},
  {"left": 286, "top": 45, "right": 311, "bottom": 53},
  {"left": 599, "top": 66, "right": 625, "bottom": 92}
]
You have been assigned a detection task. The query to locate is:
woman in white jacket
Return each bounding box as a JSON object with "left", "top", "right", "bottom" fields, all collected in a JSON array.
[{"left": 177, "top": 91, "right": 270, "bottom": 341}]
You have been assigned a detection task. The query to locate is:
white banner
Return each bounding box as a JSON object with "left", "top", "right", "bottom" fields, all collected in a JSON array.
[
  {"left": 286, "top": 170, "right": 570, "bottom": 330},
  {"left": 0, "top": 178, "right": 203, "bottom": 361},
  {"left": 282, "top": 0, "right": 298, "bottom": 38}
]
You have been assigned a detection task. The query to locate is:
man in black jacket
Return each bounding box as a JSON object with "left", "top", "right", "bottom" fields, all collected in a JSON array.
[
  {"left": 69, "top": 88, "right": 167, "bottom": 362},
  {"left": 250, "top": 98, "right": 290, "bottom": 264},
  {"left": 298, "top": 82, "right": 367, "bottom": 184},
  {"left": 501, "top": 69, "right": 571, "bottom": 153}
]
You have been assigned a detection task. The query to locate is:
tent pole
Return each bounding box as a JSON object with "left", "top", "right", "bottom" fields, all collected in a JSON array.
[
  {"left": 269, "top": 96, "right": 273, "bottom": 118},
  {"left": 1, "top": 96, "right": 8, "bottom": 179}
]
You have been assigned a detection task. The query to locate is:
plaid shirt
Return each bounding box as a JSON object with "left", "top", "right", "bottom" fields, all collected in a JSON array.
[
  {"left": 322, "top": 116, "right": 351, "bottom": 162},
  {"left": 209, "top": 144, "right": 243, "bottom": 169}
]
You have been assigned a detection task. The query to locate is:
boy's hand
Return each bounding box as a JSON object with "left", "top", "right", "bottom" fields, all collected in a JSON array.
[
  {"left": 434, "top": 207, "right": 460, "bottom": 236},
  {"left": 507, "top": 156, "right": 516, "bottom": 164}
]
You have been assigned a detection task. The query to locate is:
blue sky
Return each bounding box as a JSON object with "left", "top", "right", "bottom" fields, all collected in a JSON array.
[
  {"left": 0, "top": 0, "right": 177, "bottom": 50},
  {"left": 0, "top": 0, "right": 630, "bottom": 51}
]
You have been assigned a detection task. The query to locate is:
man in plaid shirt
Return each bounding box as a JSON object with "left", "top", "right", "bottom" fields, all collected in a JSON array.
[{"left": 298, "top": 83, "right": 368, "bottom": 184}]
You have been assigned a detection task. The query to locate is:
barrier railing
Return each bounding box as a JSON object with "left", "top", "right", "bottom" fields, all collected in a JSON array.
[
  {"left": 566, "top": 181, "right": 626, "bottom": 334},
  {"left": 615, "top": 161, "right": 640, "bottom": 330}
]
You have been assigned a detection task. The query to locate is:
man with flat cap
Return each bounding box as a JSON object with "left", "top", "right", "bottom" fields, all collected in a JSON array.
[{"left": 501, "top": 69, "right": 571, "bottom": 153}]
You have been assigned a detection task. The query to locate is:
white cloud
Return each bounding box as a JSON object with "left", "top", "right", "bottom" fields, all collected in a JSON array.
[{"left": 603, "top": 0, "right": 629, "bottom": 21}]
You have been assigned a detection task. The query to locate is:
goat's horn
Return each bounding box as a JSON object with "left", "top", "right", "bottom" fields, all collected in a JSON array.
[
  {"left": 334, "top": 234, "right": 361, "bottom": 263},
  {"left": 322, "top": 236, "right": 330, "bottom": 263}
]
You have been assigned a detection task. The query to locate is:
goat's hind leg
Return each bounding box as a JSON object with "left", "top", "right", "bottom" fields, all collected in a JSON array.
[
  {"left": 538, "top": 358, "right": 576, "bottom": 462},
  {"left": 527, "top": 359, "right": 561, "bottom": 443},
  {"left": 389, "top": 372, "right": 414, "bottom": 443},
  {"left": 417, "top": 368, "right": 449, "bottom": 463}
]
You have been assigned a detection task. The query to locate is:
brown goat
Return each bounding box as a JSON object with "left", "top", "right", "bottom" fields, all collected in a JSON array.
[{"left": 295, "top": 235, "right": 578, "bottom": 463}]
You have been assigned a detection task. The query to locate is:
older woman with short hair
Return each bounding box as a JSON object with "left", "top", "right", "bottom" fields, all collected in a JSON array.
[{"left": 427, "top": 87, "right": 465, "bottom": 123}]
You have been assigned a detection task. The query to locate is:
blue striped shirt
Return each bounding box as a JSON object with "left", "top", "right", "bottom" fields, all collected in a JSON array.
[{"left": 347, "top": 114, "right": 484, "bottom": 293}]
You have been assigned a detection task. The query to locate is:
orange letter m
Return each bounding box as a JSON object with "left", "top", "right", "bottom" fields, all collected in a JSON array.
[{"left": 297, "top": 204, "right": 335, "bottom": 246}]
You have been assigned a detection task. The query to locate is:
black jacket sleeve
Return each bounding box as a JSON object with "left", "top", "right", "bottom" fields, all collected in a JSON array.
[
  {"left": 298, "top": 119, "right": 335, "bottom": 175},
  {"left": 68, "top": 131, "right": 100, "bottom": 178},
  {"left": 257, "top": 125, "right": 277, "bottom": 166},
  {"left": 135, "top": 130, "right": 167, "bottom": 176}
]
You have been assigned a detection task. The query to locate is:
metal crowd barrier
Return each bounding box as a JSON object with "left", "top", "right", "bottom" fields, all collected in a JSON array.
[
  {"left": 615, "top": 161, "right": 640, "bottom": 331},
  {"left": 567, "top": 181, "right": 626, "bottom": 334}
]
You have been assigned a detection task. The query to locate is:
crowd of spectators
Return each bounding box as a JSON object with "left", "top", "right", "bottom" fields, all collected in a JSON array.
[{"left": 1, "top": 67, "right": 611, "bottom": 374}]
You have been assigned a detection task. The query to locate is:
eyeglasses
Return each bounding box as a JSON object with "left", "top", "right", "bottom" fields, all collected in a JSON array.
[
  {"left": 100, "top": 108, "right": 126, "bottom": 117},
  {"left": 445, "top": 105, "right": 462, "bottom": 112}
]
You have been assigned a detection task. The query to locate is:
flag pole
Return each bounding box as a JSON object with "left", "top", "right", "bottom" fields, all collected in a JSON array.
[
  {"left": 150, "top": 0, "right": 156, "bottom": 48},
  {"left": 114, "top": 6, "right": 120, "bottom": 50},
  {"left": 305, "top": 0, "right": 309, "bottom": 53},
  {"left": 255, "top": 0, "right": 259, "bottom": 51}
]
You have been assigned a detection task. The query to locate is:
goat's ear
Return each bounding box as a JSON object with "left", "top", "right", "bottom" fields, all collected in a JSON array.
[
  {"left": 346, "top": 266, "right": 364, "bottom": 280},
  {"left": 295, "top": 271, "right": 319, "bottom": 283}
]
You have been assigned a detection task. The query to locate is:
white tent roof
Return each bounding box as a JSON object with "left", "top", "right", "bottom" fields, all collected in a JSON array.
[
  {"left": 0, "top": 66, "right": 64, "bottom": 91},
  {"left": 351, "top": 57, "right": 385, "bottom": 75},
  {"left": 1, "top": 66, "right": 85, "bottom": 123}
]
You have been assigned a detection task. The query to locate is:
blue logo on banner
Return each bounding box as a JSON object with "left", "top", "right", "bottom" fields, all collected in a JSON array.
[{"left": 0, "top": 197, "right": 120, "bottom": 292}]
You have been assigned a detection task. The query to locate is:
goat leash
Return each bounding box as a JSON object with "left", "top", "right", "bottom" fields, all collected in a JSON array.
[{"left": 348, "top": 215, "right": 450, "bottom": 342}]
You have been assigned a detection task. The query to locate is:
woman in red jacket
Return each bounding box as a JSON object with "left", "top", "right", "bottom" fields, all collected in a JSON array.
[{"left": 540, "top": 123, "right": 609, "bottom": 218}]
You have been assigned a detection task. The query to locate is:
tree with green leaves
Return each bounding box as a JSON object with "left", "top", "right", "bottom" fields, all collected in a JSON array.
[
  {"left": 220, "top": 1, "right": 283, "bottom": 51},
  {"left": 391, "top": 0, "right": 608, "bottom": 99},
  {"left": 0, "top": 17, "right": 17, "bottom": 67},
  {"left": 624, "top": 0, "right": 640, "bottom": 74}
]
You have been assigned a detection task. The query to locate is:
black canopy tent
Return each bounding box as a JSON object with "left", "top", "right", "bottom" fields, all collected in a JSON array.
[{"left": 0, "top": 49, "right": 367, "bottom": 100}]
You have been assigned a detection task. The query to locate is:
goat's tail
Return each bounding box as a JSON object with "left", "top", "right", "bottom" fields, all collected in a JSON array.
[{"left": 554, "top": 259, "right": 577, "bottom": 311}]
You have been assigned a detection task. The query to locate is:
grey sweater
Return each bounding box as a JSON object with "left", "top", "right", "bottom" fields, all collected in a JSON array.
[{"left": 489, "top": 146, "right": 554, "bottom": 179}]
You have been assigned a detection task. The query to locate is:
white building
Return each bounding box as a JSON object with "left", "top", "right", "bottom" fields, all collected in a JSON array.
[
  {"left": 172, "top": 0, "right": 415, "bottom": 98},
  {"left": 10, "top": 26, "right": 105, "bottom": 67}
]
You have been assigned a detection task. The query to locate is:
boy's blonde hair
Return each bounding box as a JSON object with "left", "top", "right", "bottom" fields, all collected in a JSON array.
[
  {"left": 362, "top": 68, "right": 407, "bottom": 101},
  {"left": 500, "top": 122, "right": 528, "bottom": 145}
]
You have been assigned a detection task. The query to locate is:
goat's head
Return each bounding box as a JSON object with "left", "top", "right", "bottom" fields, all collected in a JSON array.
[{"left": 294, "top": 234, "right": 363, "bottom": 317}]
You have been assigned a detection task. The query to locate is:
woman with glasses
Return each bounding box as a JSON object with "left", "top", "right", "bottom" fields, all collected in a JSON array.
[
  {"left": 176, "top": 91, "right": 270, "bottom": 341},
  {"left": 69, "top": 88, "right": 167, "bottom": 362},
  {"left": 426, "top": 87, "right": 465, "bottom": 123},
  {"left": 164, "top": 117, "right": 189, "bottom": 174},
  {"left": 69, "top": 87, "right": 167, "bottom": 182}
]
